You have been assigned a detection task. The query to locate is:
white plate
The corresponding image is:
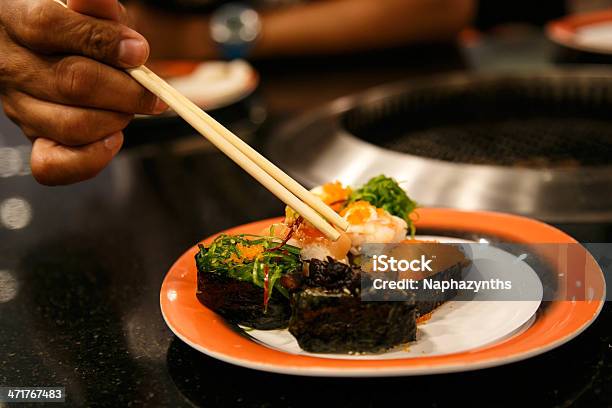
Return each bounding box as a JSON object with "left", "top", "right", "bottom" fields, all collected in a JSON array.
[
  {"left": 166, "top": 60, "right": 257, "bottom": 110},
  {"left": 547, "top": 10, "right": 612, "bottom": 55},
  {"left": 136, "top": 60, "right": 258, "bottom": 120},
  {"left": 244, "top": 235, "right": 543, "bottom": 359},
  {"left": 575, "top": 21, "right": 612, "bottom": 49}
]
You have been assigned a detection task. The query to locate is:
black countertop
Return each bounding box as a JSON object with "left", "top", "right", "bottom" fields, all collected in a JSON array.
[{"left": 0, "top": 35, "right": 610, "bottom": 407}]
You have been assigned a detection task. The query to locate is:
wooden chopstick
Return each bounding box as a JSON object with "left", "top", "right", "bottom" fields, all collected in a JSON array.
[
  {"left": 54, "top": 0, "right": 348, "bottom": 241},
  {"left": 130, "top": 67, "right": 343, "bottom": 240},
  {"left": 133, "top": 67, "right": 349, "bottom": 233}
]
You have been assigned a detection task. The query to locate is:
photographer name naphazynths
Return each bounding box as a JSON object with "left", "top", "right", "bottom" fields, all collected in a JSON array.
[{"left": 371, "top": 278, "right": 512, "bottom": 292}]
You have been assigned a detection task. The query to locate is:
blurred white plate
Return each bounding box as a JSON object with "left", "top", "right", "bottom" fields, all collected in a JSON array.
[
  {"left": 547, "top": 9, "right": 612, "bottom": 54},
  {"left": 136, "top": 59, "right": 258, "bottom": 120}
]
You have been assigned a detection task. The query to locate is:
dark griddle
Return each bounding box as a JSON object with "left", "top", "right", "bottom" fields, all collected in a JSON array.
[{"left": 342, "top": 77, "right": 612, "bottom": 168}]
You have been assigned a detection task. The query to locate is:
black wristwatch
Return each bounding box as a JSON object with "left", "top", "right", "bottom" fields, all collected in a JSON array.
[{"left": 210, "top": 3, "right": 262, "bottom": 59}]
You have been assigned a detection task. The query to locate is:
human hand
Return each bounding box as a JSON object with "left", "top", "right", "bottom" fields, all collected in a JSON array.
[{"left": 0, "top": 0, "right": 167, "bottom": 185}]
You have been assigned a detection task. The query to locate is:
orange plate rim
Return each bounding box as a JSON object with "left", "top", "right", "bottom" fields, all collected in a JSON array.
[{"left": 547, "top": 9, "right": 612, "bottom": 54}]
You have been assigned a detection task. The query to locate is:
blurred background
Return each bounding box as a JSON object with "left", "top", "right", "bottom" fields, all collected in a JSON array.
[{"left": 117, "top": 0, "right": 612, "bottom": 236}]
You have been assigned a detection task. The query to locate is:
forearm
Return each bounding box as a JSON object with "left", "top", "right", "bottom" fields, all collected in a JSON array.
[
  {"left": 131, "top": 0, "right": 475, "bottom": 60},
  {"left": 253, "top": 0, "right": 476, "bottom": 58}
]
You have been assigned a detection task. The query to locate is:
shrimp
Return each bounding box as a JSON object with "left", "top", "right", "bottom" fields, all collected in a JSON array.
[{"left": 340, "top": 200, "right": 408, "bottom": 251}]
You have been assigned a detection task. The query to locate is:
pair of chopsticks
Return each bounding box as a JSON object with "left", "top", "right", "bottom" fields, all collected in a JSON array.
[
  {"left": 132, "top": 67, "right": 349, "bottom": 240},
  {"left": 55, "top": 0, "right": 349, "bottom": 241}
]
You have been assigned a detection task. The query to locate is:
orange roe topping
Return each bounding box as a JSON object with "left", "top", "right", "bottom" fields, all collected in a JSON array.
[
  {"left": 321, "top": 181, "right": 352, "bottom": 211},
  {"left": 229, "top": 243, "right": 264, "bottom": 262},
  {"left": 340, "top": 201, "right": 375, "bottom": 224},
  {"left": 294, "top": 222, "right": 325, "bottom": 244}
]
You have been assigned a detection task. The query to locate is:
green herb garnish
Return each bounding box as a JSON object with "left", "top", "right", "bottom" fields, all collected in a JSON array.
[
  {"left": 195, "top": 234, "right": 301, "bottom": 306},
  {"left": 347, "top": 175, "right": 418, "bottom": 236}
]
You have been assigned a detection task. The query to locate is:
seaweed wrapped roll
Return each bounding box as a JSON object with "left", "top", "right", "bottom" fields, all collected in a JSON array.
[
  {"left": 287, "top": 257, "right": 417, "bottom": 354},
  {"left": 195, "top": 234, "right": 301, "bottom": 329}
]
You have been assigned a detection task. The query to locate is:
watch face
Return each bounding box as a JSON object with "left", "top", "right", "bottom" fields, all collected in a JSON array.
[{"left": 211, "top": 4, "right": 261, "bottom": 45}]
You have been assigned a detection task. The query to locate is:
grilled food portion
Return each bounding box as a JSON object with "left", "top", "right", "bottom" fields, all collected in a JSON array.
[
  {"left": 195, "top": 234, "right": 301, "bottom": 329},
  {"left": 410, "top": 244, "right": 469, "bottom": 317},
  {"left": 362, "top": 242, "right": 470, "bottom": 316},
  {"left": 287, "top": 258, "right": 417, "bottom": 354},
  {"left": 414, "top": 262, "right": 465, "bottom": 317}
]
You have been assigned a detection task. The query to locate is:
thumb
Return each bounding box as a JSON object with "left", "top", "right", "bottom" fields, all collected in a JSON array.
[
  {"left": 67, "top": 0, "right": 123, "bottom": 22},
  {"left": 15, "top": 0, "right": 149, "bottom": 68}
]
